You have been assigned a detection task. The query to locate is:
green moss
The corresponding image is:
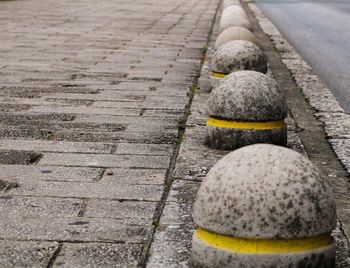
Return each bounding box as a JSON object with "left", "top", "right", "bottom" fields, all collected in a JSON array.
[
  {"left": 299, "top": 88, "right": 311, "bottom": 107},
  {"left": 175, "top": 136, "right": 183, "bottom": 144}
]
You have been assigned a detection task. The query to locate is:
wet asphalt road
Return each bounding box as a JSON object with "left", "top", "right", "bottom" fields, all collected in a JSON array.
[{"left": 254, "top": 0, "right": 350, "bottom": 114}]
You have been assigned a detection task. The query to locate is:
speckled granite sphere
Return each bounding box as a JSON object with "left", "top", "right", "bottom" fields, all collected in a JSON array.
[
  {"left": 223, "top": 0, "right": 241, "bottom": 9},
  {"left": 192, "top": 144, "right": 336, "bottom": 268},
  {"left": 215, "top": 27, "right": 257, "bottom": 49},
  {"left": 219, "top": 16, "right": 252, "bottom": 33},
  {"left": 206, "top": 71, "right": 287, "bottom": 150},
  {"left": 211, "top": 40, "right": 267, "bottom": 88},
  {"left": 222, "top": 5, "right": 247, "bottom": 21}
]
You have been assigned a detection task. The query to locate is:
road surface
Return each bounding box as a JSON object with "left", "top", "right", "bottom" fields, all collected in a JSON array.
[{"left": 254, "top": 0, "right": 350, "bottom": 114}]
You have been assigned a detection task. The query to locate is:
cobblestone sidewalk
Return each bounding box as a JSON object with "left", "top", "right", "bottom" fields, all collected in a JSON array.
[{"left": 0, "top": 0, "right": 219, "bottom": 266}]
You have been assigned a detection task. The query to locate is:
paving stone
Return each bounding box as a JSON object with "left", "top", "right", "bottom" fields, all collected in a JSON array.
[
  {"left": 0, "top": 113, "right": 75, "bottom": 123},
  {"left": 0, "top": 140, "right": 113, "bottom": 154},
  {"left": 39, "top": 153, "right": 170, "bottom": 169},
  {"left": 0, "top": 150, "right": 41, "bottom": 165},
  {"left": 0, "top": 103, "right": 30, "bottom": 112},
  {"left": 9, "top": 180, "right": 164, "bottom": 201},
  {"left": 0, "top": 241, "right": 59, "bottom": 268},
  {"left": 0, "top": 165, "right": 103, "bottom": 182},
  {"left": 0, "top": 97, "right": 94, "bottom": 107},
  {"left": 73, "top": 114, "right": 178, "bottom": 127},
  {"left": 116, "top": 143, "right": 173, "bottom": 156},
  {"left": 0, "top": 196, "right": 83, "bottom": 218},
  {"left": 52, "top": 131, "right": 122, "bottom": 143},
  {"left": 43, "top": 92, "right": 145, "bottom": 102},
  {"left": 52, "top": 130, "right": 178, "bottom": 144},
  {"left": 53, "top": 243, "right": 143, "bottom": 268},
  {"left": 100, "top": 169, "right": 167, "bottom": 185},
  {"left": 0, "top": 85, "right": 99, "bottom": 96},
  {"left": 85, "top": 200, "right": 157, "bottom": 220},
  {"left": 27, "top": 106, "right": 141, "bottom": 116},
  {"left": 0, "top": 216, "right": 153, "bottom": 243}
]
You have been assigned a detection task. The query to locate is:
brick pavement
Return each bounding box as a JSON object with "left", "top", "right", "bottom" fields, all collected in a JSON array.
[{"left": 0, "top": 0, "right": 219, "bottom": 266}]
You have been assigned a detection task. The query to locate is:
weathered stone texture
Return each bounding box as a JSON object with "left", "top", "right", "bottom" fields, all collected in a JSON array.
[{"left": 0, "top": 0, "right": 219, "bottom": 266}]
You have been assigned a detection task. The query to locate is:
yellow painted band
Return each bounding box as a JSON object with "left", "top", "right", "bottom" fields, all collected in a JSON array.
[
  {"left": 195, "top": 228, "right": 333, "bottom": 254},
  {"left": 212, "top": 72, "right": 227, "bottom": 78},
  {"left": 207, "top": 117, "right": 286, "bottom": 130}
]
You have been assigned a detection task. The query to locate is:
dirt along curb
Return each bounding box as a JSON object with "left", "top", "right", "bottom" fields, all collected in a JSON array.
[{"left": 147, "top": 0, "right": 350, "bottom": 267}]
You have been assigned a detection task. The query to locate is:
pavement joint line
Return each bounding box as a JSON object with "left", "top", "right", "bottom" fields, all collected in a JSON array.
[
  {"left": 11, "top": 151, "right": 174, "bottom": 157},
  {"left": 0, "top": 194, "right": 160, "bottom": 203},
  {"left": 0, "top": 238, "right": 144, "bottom": 244},
  {"left": 11, "top": 113, "right": 183, "bottom": 118},
  {"left": 34, "top": 164, "right": 168, "bottom": 169},
  {"left": 46, "top": 243, "right": 63, "bottom": 268}
]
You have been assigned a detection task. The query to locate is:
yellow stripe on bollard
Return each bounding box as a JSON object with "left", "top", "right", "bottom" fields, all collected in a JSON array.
[
  {"left": 212, "top": 72, "right": 227, "bottom": 78},
  {"left": 207, "top": 117, "right": 286, "bottom": 130},
  {"left": 195, "top": 228, "right": 333, "bottom": 254}
]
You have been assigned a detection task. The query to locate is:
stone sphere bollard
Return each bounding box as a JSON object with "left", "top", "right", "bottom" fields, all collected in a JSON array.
[
  {"left": 211, "top": 40, "right": 267, "bottom": 88},
  {"left": 215, "top": 27, "right": 257, "bottom": 49},
  {"left": 222, "top": 5, "right": 247, "bottom": 21},
  {"left": 206, "top": 71, "right": 287, "bottom": 150},
  {"left": 192, "top": 144, "right": 336, "bottom": 268},
  {"left": 219, "top": 16, "right": 252, "bottom": 33},
  {"left": 223, "top": 0, "right": 241, "bottom": 9}
]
